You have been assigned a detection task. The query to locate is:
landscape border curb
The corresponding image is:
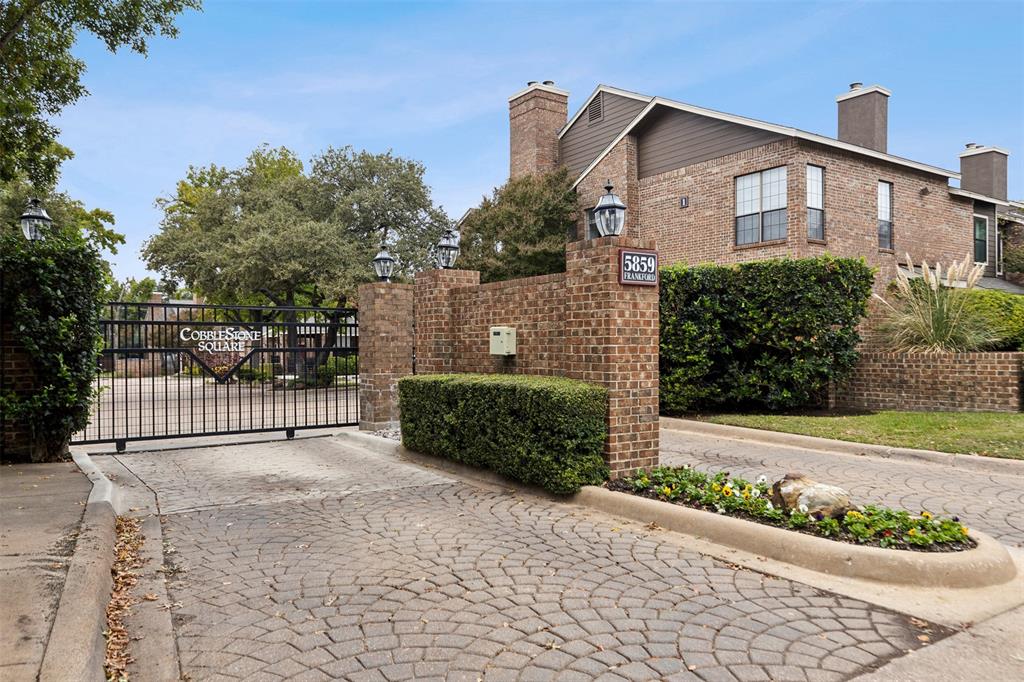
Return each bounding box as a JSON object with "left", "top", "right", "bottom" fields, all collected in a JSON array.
[
  {"left": 38, "top": 452, "right": 121, "bottom": 682},
  {"left": 662, "top": 417, "right": 1024, "bottom": 477},
  {"left": 575, "top": 485, "right": 1018, "bottom": 588}
]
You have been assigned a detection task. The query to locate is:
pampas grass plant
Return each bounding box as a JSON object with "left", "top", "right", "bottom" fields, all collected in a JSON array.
[{"left": 875, "top": 253, "right": 1002, "bottom": 353}]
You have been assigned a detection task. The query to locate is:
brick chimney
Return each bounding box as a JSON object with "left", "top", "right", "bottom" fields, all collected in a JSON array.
[
  {"left": 509, "top": 80, "right": 569, "bottom": 179},
  {"left": 836, "top": 82, "right": 890, "bottom": 153},
  {"left": 959, "top": 144, "right": 1009, "bottom": 201}
]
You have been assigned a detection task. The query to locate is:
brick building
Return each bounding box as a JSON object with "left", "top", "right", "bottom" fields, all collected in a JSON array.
[{"left": 506, "top": 80, "right": 1022, "bottom": 291}]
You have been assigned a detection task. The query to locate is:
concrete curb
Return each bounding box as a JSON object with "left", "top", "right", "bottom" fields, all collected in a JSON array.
[
  {"left": 575, "top": 486, "right": 1018, "bottom": 588},
  {"left": 662, "top": 417, "right": 1024, "bottom": 477},
  {"left": 39, "top": 453, "right": 121, "bottom": 682}
]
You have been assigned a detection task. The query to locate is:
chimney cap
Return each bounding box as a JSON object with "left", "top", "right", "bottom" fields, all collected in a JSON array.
[
  {"left": 959, "top": 145, "right": 1010, "bottom": 158},
  {"left": 836, "top": 84, "right": 892, "bottom": 102},
  {"left": 508, "top": 81, "right": 570, "bottom": 102}
]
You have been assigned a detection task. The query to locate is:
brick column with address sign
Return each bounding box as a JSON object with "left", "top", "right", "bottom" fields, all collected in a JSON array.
[{"left": 564, "top": 237, "right": 660, "bottom": 477}]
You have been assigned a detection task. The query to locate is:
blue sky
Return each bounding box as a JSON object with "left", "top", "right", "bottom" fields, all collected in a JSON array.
[{"left": 56, "top": 0, "right": 1024, "bottom": 281}]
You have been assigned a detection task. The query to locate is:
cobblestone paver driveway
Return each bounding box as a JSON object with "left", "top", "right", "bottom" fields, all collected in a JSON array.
[
  {"left": 115, "top": 436, "right": 939, "bottom": 681},
  {"left": 661, "top": 429, "right": 1024, "bottom": 549}
]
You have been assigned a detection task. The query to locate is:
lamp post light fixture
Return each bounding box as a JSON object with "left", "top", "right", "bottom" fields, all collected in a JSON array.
[
  {"left": 372, "top": 227, "right": 396, "bottom": 282},
  {"left": 19, "top": 198, "right": 52, "bottom": 242},
  {"left": 593, "top": 180, "right": 626, "bottom": 238},
  {"left": 436, "top": 228, "right": 460, "bottom": 269}
]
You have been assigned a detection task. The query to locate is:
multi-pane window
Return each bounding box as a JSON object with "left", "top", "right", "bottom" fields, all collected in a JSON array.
[
  {"left": 806, "top": 165, "right": 824, "bottom": 240},
  {"left": 735, "top": 167, "right": 787, "bottom": 245},
  {"left": 974, "top": 215, "right": 988, "bottom": 263},
  {"left": 877, "top": 181, "right": 893, "bottom": 250}
]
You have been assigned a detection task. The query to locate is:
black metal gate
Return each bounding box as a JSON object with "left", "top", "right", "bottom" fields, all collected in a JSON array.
[{"left": 73, "top": 301, "right": 358, "bottom": 450}]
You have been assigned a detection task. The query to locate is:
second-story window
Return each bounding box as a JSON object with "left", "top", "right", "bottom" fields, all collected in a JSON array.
[
  {"left": 807, "top": 165, "right": 824, "bottom": 240},
  {"left": 877, "top": 181, "right": 893, "bottom": 250},
  {"left": 735, "top": 166, "right": 787, "bottom": 246}
]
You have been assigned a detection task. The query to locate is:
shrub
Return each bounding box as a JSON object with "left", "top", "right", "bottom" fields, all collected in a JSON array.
[
  {"left": 660, "top": 256, "right": 874, "bottom": 413},
  {"left": 614, "top": 466, "right": 971, "bottom": 551},
  {"left": 875, "top": 254, "right": 1001, "bottom": 352},
  {"left": 0, "top": 228, "right": 105, "bottom": 461},
  {"left": 323, "top": 354, "right": 358, "bottom": 376},
  {"left": 235, "top": 363, "right": 274, "bottom": 382},
  {"left": 964, "top": 288, "right": 1024, "bottom": 351},
  {"left": 399, "top": 374, "right": 608, "bottom": 494}
]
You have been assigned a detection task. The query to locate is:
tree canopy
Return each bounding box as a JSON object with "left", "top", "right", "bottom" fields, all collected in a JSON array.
[
  {"left": 0, "top": 176, "right": 125, "bottom": 254},
  {"left": 457, "top": 167, "right": 578, "bottom": 283},
  {"left": 0, "top": 0, "right": 201, "bottom": 186},
  {"left": 143, "top": 145, "right": 450, "bottom": 307}
]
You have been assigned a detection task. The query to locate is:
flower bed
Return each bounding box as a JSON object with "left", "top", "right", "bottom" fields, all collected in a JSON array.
[{"left": 607, "top": 466, "right": 974, "bottom": 552}]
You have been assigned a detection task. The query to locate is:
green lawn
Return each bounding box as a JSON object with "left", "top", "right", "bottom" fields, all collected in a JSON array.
[{"left": 698, "top": 411, "right": 1024, "bottom": 460}]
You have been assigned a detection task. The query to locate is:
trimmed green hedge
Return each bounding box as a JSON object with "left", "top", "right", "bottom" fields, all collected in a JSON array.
[
  {"left": 398, "top": 374, "right": 608, "bottom": 494},
  {"left": 660, "top": 256, "right": 875, "bottom": 413},
  {"left": 964, "top": 288, "right": 1024, "bottom": 351}
]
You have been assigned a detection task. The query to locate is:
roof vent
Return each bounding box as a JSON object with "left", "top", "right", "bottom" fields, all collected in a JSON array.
[
  {"left": 849, "top": 82, "right": 863, "bottom": 90},
  {"left": 527, "top": 81, "right": 538, "bottom": 86},
  {"left": 965, "top": 142, "right": 978, "bottom": 149},
  {"left": 587, "top": 92, "right": 604, "bottom": 124},
  {"left": 542, "top": 80, "right": 555, "bottom": 86}
]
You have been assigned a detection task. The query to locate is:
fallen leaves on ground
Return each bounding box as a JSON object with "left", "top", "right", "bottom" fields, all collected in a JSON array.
[{"left": 105, "top": 516, "right": 145, "bottom": 681}]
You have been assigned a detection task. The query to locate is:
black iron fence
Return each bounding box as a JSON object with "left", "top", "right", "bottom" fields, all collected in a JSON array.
[{"left": 73, "top": 301, "right": 358, "bottom": 450}]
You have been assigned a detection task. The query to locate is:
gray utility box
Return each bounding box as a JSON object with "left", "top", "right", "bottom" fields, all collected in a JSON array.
[{"left": 489, "top": 326, "right": 516, "bottom": 356}]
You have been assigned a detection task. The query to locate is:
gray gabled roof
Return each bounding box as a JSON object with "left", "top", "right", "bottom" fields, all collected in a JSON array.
[{"left": 567, "top": 85, "right": 962, "bottom": 189}]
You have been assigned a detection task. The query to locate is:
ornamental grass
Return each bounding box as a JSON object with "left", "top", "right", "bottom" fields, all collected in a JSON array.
[{"left": 875, "top": 253, "right": 1002, "bottom": 353}]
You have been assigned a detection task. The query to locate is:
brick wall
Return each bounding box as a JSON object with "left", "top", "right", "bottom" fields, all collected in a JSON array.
[
  {"left": 575, "top": 135, "right": 640, "bottom": 241},
  {"left": 450, "top": 273, "right": 567, "bottom": 375},
  {"left": 637, "top": 138, "right": 974, "bottom": 292},
  {"left": 407, "top": 238, "right": 659, "bottom": 477},
  {"left": 355, "top": 282, "right": 415, "bottom": 431},
  {"left": 836, "top": 352, "right": 1023, "bottom": 413},
  {"left": 1, "top": 319, "right": 45, "bottom": 461}
]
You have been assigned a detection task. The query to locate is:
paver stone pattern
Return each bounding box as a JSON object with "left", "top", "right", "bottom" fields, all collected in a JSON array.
[{"left": 112, "top": 436, "right": 940, "bottom": 681}]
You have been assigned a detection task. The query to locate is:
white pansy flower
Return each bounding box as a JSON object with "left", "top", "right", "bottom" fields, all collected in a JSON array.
[
  {"left": 751, "top": 488, "right": 761, "bottom": 498},
  {"left": 766, "top": 501, "right": 774, "bottom": 510},
  {"left": 756, "top": 475, "right": 768, "bottom": 485},
  {"left": 798, "top": 503, "right": 809, "bottom": 514}
]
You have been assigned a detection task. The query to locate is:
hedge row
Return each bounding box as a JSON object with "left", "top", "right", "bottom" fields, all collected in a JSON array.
[
  {"left": 965, "top": 288, "right": 1024, "bottom": 351},
  {"left": 398, "top": 374, "right": 608, "bottom": 494},
  {"left": 660, "top": 256, "right": 875, "bottom": 413}
]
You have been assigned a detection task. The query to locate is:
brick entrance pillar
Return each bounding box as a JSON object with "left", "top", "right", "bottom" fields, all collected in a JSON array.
[
  {"left": 356, "top": 282, "right": 414, "bottom": 431},
  {"left": 565, "top": 237, "right": 659, "bottom": 477},
  {"left": 413, "top": 269, "right": 479, "bottom": 373}
]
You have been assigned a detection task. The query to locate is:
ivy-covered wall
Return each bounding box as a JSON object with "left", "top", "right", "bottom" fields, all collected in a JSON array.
[
  {"left": 659, "top": 256, "right": 875, "bottom": 413},
  {"left": 1, "top": 229, "right": 105, "bottom": 462}
]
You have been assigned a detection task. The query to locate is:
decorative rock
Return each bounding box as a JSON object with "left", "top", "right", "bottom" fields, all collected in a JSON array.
[{"left": 771, "top": 473, "right": 855, "bottom": 519}]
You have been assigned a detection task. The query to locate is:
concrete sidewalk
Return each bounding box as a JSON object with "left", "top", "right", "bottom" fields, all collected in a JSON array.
[{"left": 0, "top": 462, "right": 90, "bottom": 681}]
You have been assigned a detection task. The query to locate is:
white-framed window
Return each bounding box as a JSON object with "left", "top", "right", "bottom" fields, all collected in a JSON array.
[
  {"left": 974, "top": 215, "right": 988, "bottom": 264},
  {"left": 735, "top": 166, "right": 788, "bottom": 245},
  {"left": 807, "top": 165, "right": 824, "bottom": 240},
  {"left": 877, "top": 181, "right": 893, "bottom": 250}
]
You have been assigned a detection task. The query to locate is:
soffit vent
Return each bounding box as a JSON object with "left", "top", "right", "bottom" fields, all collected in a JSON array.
[{"left": 588, "top": 92, "right": 604, "bottom": 124}]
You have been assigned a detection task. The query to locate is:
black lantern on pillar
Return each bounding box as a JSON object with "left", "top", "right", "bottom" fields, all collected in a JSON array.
[
  {"left": 19, "top": 198, "right": 52, "bottom": 242},
  {"left": 592, "top": 180, "right": 626, "bottom": 237},
  {"left": 372, "top": 247, "right": 395, "bottom": 282},
  {"left": 436, "top": 228, "right": 460, "bottom": 269},
  {"left": 371, "top": 227, "right": 396, "bottom": 282}
]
